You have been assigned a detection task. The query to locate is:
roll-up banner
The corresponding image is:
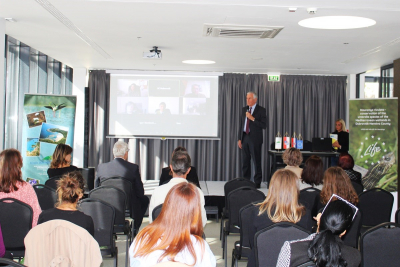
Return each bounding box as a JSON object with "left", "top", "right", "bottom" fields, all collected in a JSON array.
[
  {"left": 22, "top": 94, "right": 77, "bottom": 184},
  {"left": 349, "top": 98, "right": 398, "bottom": 192}
]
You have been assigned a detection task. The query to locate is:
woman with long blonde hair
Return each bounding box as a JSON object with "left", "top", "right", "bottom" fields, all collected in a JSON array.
[
  {"left": 47, "top": 144, "right": 78, "bottom": 178},
  {"left": 247, "top": 169, "right": 313, "bottom": 267},
  {"left": 129, "top": 183, "right": 216, "bottom": 267}
]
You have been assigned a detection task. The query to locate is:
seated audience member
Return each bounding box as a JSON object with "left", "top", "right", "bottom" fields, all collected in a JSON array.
[
  {"left": 282, "top": 148, "right": 303, "bottom": 179},
  {"left": 159, "top": 146, "right": 200, "bottom": 188},
  {"left": 247, "top": 169, "right": 313, "bottom": 267},
  {"left": 150, "top": 151, "right": 206, "bottom": 226},
  {"left": 47, "top": 144, "right": 78, "bottom": 178},
  {"left": 0, "top": 149, "right": 42, "bottom": 227},
  {"left": 277, "top": 198, "right": 361, "bottom": 267},
  {"left": 130, "top": 183, "right": 216, "bottom": 267},
  {"left": 320, "top": 167, "right": 359, "bottom": 206},
  {"left": 299, "top": 155, "right": 324, "bottom": 190},
  {"left": 338, "top": 153, "right": 362, "bottom": 185},
  {"left": 38, "top": 171, "right": 94, "bottom": 236},
  {"left": 95, "top": 140, "right": 149, "bottom": 230}
]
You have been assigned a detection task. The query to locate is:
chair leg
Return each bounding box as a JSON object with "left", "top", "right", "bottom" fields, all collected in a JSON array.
[
  {"left": 125, "top": 234, "right": 129, "bottom": 267},
  {"left": 220, "top": 217, "right": 224, "bottom": 240},
  {"left": 224, "top": 232, "right": 227, "bottom": 267},
  {"left": 114, "top": 246, "right": 118, "bottom": 267},
  {"left": 231, "top": 251, "right": 235, "bottom": 267}
]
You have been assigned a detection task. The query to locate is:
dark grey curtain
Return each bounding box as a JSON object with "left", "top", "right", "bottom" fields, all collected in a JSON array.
[{"left": 88, "top": 72, "right": 347, "bottom": 182}]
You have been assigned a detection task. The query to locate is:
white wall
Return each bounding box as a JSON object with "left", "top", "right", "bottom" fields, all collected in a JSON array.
[
  {"left": 72, "top": 68, "right": 87, "bottom": 167},
  {"left": 0, "top": 20, "right": 5, "bottom": 151}
]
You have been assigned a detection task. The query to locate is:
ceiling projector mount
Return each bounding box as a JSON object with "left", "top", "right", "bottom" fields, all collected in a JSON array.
[{"left": 143, "top": 46, "right": 162, "bottom": 59}]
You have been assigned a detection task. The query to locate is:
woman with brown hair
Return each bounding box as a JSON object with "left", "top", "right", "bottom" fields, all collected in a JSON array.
[
  {"left": 282, "top": 147, "right": 303, "bottom": 179},
  {"left": 47, "top": 144, "right": 78, "bottom": 178},
  {"left": 129, "top": 183, "right": 216, "bottom": 267},
  {"left": 338, "top": 153, "right": 362, "bottom": 185},
  {"left": 320, "top": 167, "right": 358, "bottom": 205},
  {"left": 0, "top": 149, "right": 42, "bottom": 227},
  {"left": 300, "top": 155, "right": 324, "bottom": 190},
  {"left": 38, "top": 171, "right": 94, "bottom": 236},
  {"left": 247, "top": 169, "right": 313, "bottom": 266}
]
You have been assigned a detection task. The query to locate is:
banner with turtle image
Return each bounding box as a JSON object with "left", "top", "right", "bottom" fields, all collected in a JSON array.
[
  {"left": 22, "top": 94, "right": 77, "bottom": 184},
  {"left": 349, "top": 98, "right": 398, "bottom": 192}
]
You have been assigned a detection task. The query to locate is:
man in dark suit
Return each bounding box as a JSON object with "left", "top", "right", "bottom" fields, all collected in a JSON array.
[
  {"left": 237, "top": 92, "right": 267, "bottom": 188},
  {"left": 95, "top": 140, "right": 149, "bottom": 230}
]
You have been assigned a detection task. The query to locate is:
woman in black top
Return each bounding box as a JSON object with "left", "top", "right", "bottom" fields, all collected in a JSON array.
[
  {"left": 38, "top": 171, "right": 94, "bottom": 236},
  {"left": 47, "top": 144, "right": 78, "bottom": 178},
  {"left": 159, "top": 146, "right": 200, "bottom": 188},
  {"left": 332, "top": 119, "right": 349, "bottom": 153}
]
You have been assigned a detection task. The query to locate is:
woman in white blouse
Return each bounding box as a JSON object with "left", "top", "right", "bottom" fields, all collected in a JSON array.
[{"left": 129, "top": 183, "right": 216, "bottom": 267}]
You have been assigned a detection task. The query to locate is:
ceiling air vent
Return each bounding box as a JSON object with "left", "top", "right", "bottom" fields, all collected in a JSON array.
[{"left": 203, "top": 24, "right": 284, "bottom": 39}]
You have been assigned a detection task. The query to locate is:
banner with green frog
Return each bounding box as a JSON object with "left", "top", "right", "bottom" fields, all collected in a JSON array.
[
  {"left": 349, "top": 98, "right": 397, "bottom": 192},
  {"left": 22, "top": 94, "right": 77, "bottom": 184}
]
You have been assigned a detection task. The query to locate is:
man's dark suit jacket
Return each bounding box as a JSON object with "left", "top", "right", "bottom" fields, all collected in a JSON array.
[
  {"left": 95, "top": 158, "right": 144, "bottom": 199},
  {"left": 237, "top": 105, "right": 267, "bottom": 143},
  {"left": 159, "top": 166, "right": 200, "bottom": 188}
]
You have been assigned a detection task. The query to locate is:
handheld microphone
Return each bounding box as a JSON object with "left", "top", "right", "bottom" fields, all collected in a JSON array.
[{"left": 247, "top": 106, "right": 250, "bottom": 112}]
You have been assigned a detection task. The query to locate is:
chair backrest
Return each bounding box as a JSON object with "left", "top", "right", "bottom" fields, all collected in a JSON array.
[
  {"left": 351, "top": 181, "right": 364, "bottom": 195},
  {"left": 396, "top": 208, "right": 400, "bottom": 224},
  {"left": 0, "top": 198, "right": 33, "bottom": 250},
  {"left": 89, "top": 186, "right": 126, "bottom": 225},
  {"left": 79, "top": 198, "right": 115, "bottom": 248},
  {"left": 100, "top": 177, "right": 133, "bottom": 211},
  {"left": 299, "top": 187, "right": 321, "bottom": 217},
  {"left": 238, "top": 203, "right": 259, "bottom": 252},
  {"left": 33, "top": 184, "right": 57, "bottom": 210},
  {"left": 78, "top": 167, "right": 95, "bottom": 192},
  {"left": 227, "top": 187, "right": 265, "bottom": 230},
  {"left": 224, "top": 178, "right": 256, "bottom": 209},
  {"left": 360, "top": 222, "right": 400, "bottom": 267},
  {"left": 341, "top": 209, "right": 362, "bottom": 248},
  {"left": 358, "top": 188, "right": 394, "bottom": 227},
  {"left": 44, "top": 175, "right": 63, "bottom": 190},
  {"left": 254, "top": 222, "right": 310, "bottom": 267},
  {"left": 152, "top": 204, "right": 163, "bottom": 221}
]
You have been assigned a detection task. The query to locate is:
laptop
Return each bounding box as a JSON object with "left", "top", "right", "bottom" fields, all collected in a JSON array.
[{"left": 312, "top": 137, "right": 332, "bottom": 152}]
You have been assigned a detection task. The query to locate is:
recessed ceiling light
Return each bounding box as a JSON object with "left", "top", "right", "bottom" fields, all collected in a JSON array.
[
  {"left": 299, "top": 16, "right": 376, "bottom": 29},
  {"left": 182, "top": 60, "right": 215, "bottom": 64}
]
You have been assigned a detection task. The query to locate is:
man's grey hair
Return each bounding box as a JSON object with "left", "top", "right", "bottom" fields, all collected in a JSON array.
[
  {"left": 170, "top": 151, "right": 191, "bottom": 176},
  {"left": 113, "top": 140, "right": 129, "bottom": 158},
  {"left": 247, "top": 91, "right": 258, "bottom": 99}
]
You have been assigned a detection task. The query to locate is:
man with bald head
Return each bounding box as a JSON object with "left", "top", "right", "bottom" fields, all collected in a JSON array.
[{"left": 237, "top": 92, "right": 267, "bottom": 188}]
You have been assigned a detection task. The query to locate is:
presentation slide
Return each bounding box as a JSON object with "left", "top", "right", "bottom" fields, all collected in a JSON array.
[{"left": 109, "top": 73, "right": 219, "bottom": 137}]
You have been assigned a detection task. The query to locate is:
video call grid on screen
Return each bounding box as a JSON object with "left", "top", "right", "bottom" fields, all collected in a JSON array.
[{"left": 109, "top": 74, "right": 219, "bottom": 137}]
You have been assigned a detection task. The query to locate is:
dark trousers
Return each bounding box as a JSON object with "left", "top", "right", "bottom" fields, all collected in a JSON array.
[
  {"left": 242, "top": 133, "right": 262, "bottom": 185},
  {"left": 132, "top": 195, "right": 150, "bottom": 230}
]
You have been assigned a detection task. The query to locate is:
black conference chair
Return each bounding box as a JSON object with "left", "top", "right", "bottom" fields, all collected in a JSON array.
[
  {"left": 254, "top": 222, "right": 310, "bottom": 267},
  {"left": 231, "top": 203, "right": 259, "bottom": 267},
  {"left": 0, "top": 258, "right": 26, "bottom": 266},
  {"left": 299, "top": 187, "right": 322, "bottom": 218},
  {"left": 78, "top": 167, "right": 95, "bottom": 192},
  {"left": 152, "top": 204, "right": 163, "bottom": 221},
  {"left": 79, "top": 198, "right": 117, "bottom": 267},
  {"left": 44, "top": 175, "right": 63, "bottom": 190},
  {"left": 222, "top": 187, "right": 265, "bottom": 267},
  {"left": 351, "top": 181, "right": 364, "bottom": 195},
  {"left": 220, "top": 178, "right": 256, "bottom": 240},
  {"left": 100, "top": 177, "right": 134, "bottom": 217},
  {"left": 89, "top": 186, "right": 131, "bottom": 267},
  {"left": 395, "top": 208, "right": 400, "bottom": 224},
  {"left": 360, "top": 222, "right": 400, "bottom": 267},
  {"left": 341, "top": 209, "right": 362, "bottom": 248},
  {"left": 0, "top": 198, "right": 33, "bottom": 261},
  {"left": 33, "top": 184, "right": 57, "bottom": 210},
  {"left": 358, "top": 188, "right": 394, "bottom": 233}
]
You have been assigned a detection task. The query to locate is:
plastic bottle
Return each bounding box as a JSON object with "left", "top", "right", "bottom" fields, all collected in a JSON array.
[
  {"left": 291, "top": 132, "right": 297, "bottom": 148},
  {"left": 275, "top": 131, "right": 282, "bottom": 150},
  {"left": 283, "top": 132, "right": 290, "bottom": 149},
  {"left": 297, "top": 133, "right": 303, "bottom": 150}
]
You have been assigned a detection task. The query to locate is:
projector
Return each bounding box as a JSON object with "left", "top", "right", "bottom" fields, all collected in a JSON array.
[
  {"left": 143, "top": 46, "right": 162, "bottom": 59},
  {"left": 143, "top": 51, "right": 162, "bottom": 59}
]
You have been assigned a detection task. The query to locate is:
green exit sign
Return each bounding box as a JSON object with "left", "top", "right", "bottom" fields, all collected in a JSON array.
[{"left": 268, "top": 75, "right": 280, "bottom": 82}]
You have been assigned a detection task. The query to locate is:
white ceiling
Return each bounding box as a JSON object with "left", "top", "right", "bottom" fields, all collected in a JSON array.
[{"left": 1, "top": 0, "right": 400, "bottom": 75}]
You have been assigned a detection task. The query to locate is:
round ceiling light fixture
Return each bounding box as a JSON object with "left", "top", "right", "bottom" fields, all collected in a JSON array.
[
  {"left": 182, "top": 60, "right": 215, "bottom": 64},
  {"left": 298, "top": 16, "right": 376, "bottom": 29}
]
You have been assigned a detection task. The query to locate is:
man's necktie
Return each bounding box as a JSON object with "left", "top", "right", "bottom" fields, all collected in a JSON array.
[{"left": 245, "top": 107, "right": 252, "bottom": 134}]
